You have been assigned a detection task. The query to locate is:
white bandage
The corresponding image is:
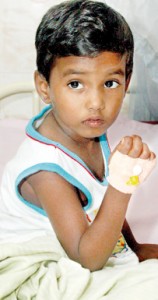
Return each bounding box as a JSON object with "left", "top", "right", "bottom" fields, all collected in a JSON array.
[{"left": 107, "top": 150, "right": 156, "bottom": 194}]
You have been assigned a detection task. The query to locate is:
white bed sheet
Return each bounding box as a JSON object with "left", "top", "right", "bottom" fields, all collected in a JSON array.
[{"left": 0, "top": 114, "right": 158, "bottom": 244}]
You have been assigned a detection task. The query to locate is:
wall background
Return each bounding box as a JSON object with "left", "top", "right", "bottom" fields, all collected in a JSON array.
[
  {"left": 105, "top": 0, "right": 158, "bottom": 121},
  {"left": 0, "top": 0, "right": 61, "bottom": 88},
  {"left": 1, "top": 0, "right": 158, "bottom": 120}
]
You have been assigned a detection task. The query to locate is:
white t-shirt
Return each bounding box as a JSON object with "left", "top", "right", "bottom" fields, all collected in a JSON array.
[{"left": 0, "top": 105, "right": 138, "bottom": 264}]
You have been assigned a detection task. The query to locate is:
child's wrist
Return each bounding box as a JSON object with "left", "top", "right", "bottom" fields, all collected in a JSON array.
[
  {"left": 107, "top": 184, "right": 131, "bottom": 201},
  {"left": 107, "top": 150, "right": 156, "bottom": 194}
]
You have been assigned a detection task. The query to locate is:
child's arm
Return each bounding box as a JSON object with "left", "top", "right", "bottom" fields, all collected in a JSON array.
[
  {"left": 122, "top": 219, "right": 158, "bottom": 261},
  {"left": 28, "top": 173, "right": 130, "bottom": 271},
  {"left": 26, "top": 135, "right": 155, "bottom": 271}
]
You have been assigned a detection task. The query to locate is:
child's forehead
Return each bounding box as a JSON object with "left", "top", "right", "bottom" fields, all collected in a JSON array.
[{"left": 51, "top": 52, "right": 127, "bottom": 76}]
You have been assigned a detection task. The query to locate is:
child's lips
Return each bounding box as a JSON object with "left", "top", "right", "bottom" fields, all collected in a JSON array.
[{"left": 83, "top": 117, "right": 104, "bottom": 128}]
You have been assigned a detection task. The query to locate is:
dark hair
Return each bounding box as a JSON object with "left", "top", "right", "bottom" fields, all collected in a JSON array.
[{"left": 35, "top": 0, "right": 134, "bottom": 82}]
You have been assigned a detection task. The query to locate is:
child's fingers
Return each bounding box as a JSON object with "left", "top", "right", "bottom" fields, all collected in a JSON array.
[
  {"left": 116, "top": 136, "right": 133, "bottom": 154},
  {"left": 127, "top": 135, "right": 143, "bottom": 158},
  {"left": 139, "top": 143, "right": 151, "bottom": 159},
  {"left": 149, "top": 151, "right": 156, "bottom": 160},
  {"left": 128, "top": 136, "right": 156, "bottom": 160},
  {"left": 116, "top": 135, "right": 143, "bottom": 157},
  {"left": 115, "top": 135, "right": 156, "bottom": 160}
]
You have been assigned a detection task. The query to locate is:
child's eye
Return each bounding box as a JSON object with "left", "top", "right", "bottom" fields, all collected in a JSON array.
[
  {"left": 68, "top": 81, "right": 83, "bottom": 90},
  {"left": 104, "top": 81, "right": 119, "bottom": 89}
]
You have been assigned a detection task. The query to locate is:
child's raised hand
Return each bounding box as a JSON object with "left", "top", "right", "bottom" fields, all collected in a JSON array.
[
  {"left": 108, "top": 135, "right": 156, "bottom": 194},
  {"left": 116, "top": 135, "right": 156, "bottom": 160}
]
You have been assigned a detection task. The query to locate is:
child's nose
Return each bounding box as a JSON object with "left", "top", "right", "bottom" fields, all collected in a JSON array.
[{"left": 86, "top": 90, "right": 105, "bottom": 111}]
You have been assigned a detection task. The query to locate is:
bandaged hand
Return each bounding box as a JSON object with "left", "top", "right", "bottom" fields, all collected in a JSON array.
[{"left": 107, "top": 135, "right": 156, "bottom": 194}]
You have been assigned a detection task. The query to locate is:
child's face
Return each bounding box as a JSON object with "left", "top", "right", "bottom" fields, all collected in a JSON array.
[{"left": 42, "top": 51, "right": 129, "bottom": 140}]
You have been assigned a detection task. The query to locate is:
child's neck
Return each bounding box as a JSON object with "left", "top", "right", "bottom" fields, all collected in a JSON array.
[
  {"left": 38, "top": 109, "right": 99, "bottom": 148},
  {"left": 37, "top": 110, "right": 105, "bottom": 181}
]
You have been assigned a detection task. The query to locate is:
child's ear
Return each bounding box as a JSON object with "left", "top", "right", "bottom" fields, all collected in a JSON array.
[
  {"left": 34, "top": 70, "right": 51, "bottom": 104},
  {"left": 125, "top": 74, "right": 132, "bottom": 93}
]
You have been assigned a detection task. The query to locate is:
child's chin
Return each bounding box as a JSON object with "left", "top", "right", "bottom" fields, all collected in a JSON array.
[{"left": 82, "top": 130, "right": 106, "bottom": 139}]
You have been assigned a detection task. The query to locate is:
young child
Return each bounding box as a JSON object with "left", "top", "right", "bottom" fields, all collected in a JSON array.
[{"left": 0, "top": 0, "right": 157, "bottom": 272}]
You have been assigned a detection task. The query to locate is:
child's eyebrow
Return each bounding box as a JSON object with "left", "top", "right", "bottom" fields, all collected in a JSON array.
[
  {"left": 108, "top": 69, "right": 125, "bottom": 77},
  {"left": 62, "top": 69, "right": 86, "bottom": 77},
  {"left": 62, "top": 68, "right": 125, "bottom": 77}
]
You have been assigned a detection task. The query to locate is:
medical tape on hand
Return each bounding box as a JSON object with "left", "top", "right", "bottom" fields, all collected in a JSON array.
[{"left": 107, "top": 150, "right": 156, "bottom": 194}]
